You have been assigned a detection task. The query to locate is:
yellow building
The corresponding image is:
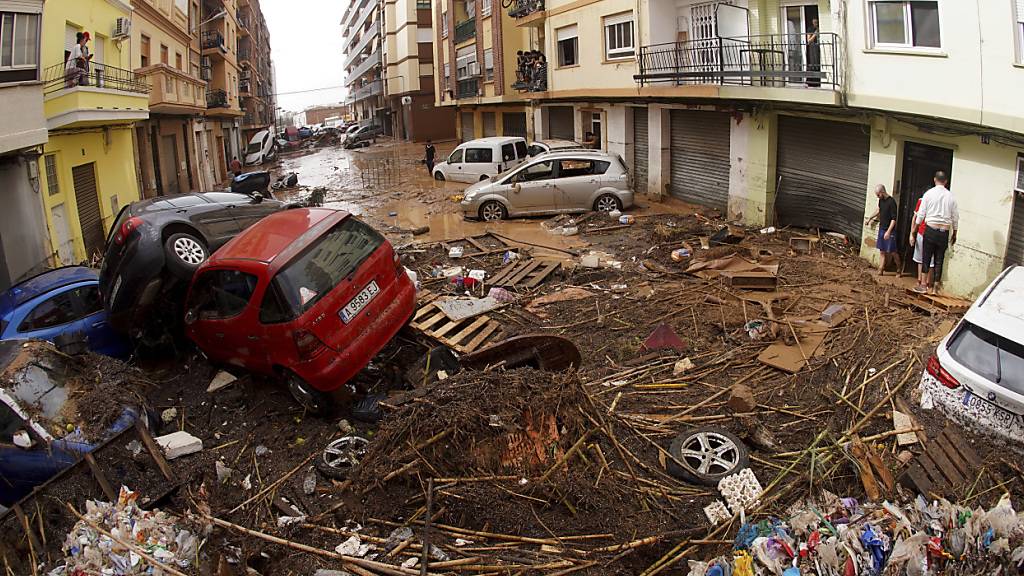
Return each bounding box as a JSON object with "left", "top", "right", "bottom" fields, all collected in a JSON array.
[{"left": 39, "top": 0, "right": 150, "bottom": 263}]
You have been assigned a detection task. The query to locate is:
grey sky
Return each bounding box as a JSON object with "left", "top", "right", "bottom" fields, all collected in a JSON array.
[{"left": 262, "top": 0, "right": 349, "bottom": 112}]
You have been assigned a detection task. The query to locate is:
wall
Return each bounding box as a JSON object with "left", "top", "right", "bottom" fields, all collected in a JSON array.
[
  {"left": 42, "top": 0, "right": 131, "bottom": 72},
  {"left": 131, "top": 0, "right": 190, "bottom": 71},
  {"left": 0, "top": 157, "right": 51, "bottom": 287},
  {"left": 727, "top": 110, "right": 774, "bottom": 225},
  {"left": 0, "top": 84, "right": 48, "bottom": 155},
  {"left": 545, "top": 0, "right": 637, "bottom": 93}
]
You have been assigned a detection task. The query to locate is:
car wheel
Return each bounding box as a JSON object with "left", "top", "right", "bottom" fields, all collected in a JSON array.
[
  {"left": 666, "top": 427, "right": 749, "bottom": 486},
  {"left": 594, "top": 194, "right": 622, "bottom": 213},
  {"left": 434, "top": 172, "right": 446, "bottom": 181},
  {"left": 315, "top": 435, "right": 369, "bottom": 480},
  {"left": 164, "top": 233, "right": 208, "bottom": 280},
  {"left": 286, "top": 372, "right": 335, "bottom": 416},
  {"left": 479, "top": 200, "right": 507, "bottom": 222}
]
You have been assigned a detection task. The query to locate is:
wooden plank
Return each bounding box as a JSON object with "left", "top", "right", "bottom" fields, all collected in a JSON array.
[
  {"left": 722, "top": 270, "right": 778, "bottom": 290},
  {"left": 432, "top": 318, "right": 464, "bottom": 339},
  {"left": 916, "top": 452, "right": 944, "bottom": 487},
  {"left": 465, "top": 235, "right": 488, "bottom": 253},
  {"left": 935, "top": 433, "right": 971, "bottom": 480},
  {"left": 524, "top": 262, "right": 560, "bottom": 289},
  {"left": 12, "top": 504, "right": 42, "bottom": 573},
  {"left": 415, "top": 311, "right": 448, "bottom": 332},
  {"left": 903, "top": 461, "right": 934, "bottom": 494},
  {"left": 941, "top": 427, "right": 982, "bottom": 468},
  {"left": 83, "top": 452, "right": 118, "bottom": 502},
  {"left": 462, "top": 321, "right": 501, "bottom": 353},
  {"left": 506, "top": 260, "right": 544, "bottom": 286},
  {"left": 413, "top": 303, "right": 439, "bottom": 322},
  {"left": 489, "top": 261, "right": 520, "bottom": 285},
  {"left": 447, "top": 316, "right": 491, "bottom": 346},
  {"left": 134, "top": 420, "right": 174, "bottom": 481},
  {"left": 923, "top": 441, "right": 964, "bottom": 485}
]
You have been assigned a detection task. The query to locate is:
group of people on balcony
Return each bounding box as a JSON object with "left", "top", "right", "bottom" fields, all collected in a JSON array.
[
  {"left": 64, "top": 32, "right": 93, "bottom": 88},
  {"left": 513, "top": 50, "right": 547, "bottom": 92}
]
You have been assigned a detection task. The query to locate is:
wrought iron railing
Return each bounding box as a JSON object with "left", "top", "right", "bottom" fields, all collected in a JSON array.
[
  {"left": 634, "top": 33, "right": 840, "bottom": 89},
  {"left": 43, "top": 62, "right": 150, "bottom": 95},
  {"left": 456, "top": 77, "right": 479, "bottom": 98},
  {"left": 508, "top": 0, "right": 543, "bottom": 18},
  {"left": 513, "top": 59, "right": 547, "bottom": 92},
  {"left": 454, "top": 18, "right": 476, "bottom": 43},
  {"left": 207, "top": 89, "right": 229, "bottom": 108},
  {"left": 201, "top": 31, "right": 225, "bottom": 51},
  {"left": 237, "top": 13, "right": 249, "bottom": 29},
  {"left": 238, "top": 47, "right": 251, "bottom": 61}
]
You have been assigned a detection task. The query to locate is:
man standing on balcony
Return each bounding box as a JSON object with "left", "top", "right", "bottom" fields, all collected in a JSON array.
[
  {"left": 911, "top": 171, "right": 958, "bottom": 295},
  {"left": 806, "top": 18, "right": 820, "bottom": 87}
]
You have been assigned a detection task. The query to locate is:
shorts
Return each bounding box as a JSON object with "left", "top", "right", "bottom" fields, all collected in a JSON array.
[
  {"left": 912, "top": 232, "right": 935, "bottom": 266},
  {"left": 876, "top": 228, "right": 897, "bottom": 253}
]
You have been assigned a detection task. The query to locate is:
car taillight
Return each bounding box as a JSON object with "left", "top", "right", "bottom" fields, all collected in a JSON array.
[
  {"left": 393, "top": 250, "right": 403, "bottom": 275},
  {"left": 927, "top": 354, "right": 960, "bottom": 389},
  {"left": 294, "top": 329, "right": 327, "bottom": 360},
  {"left": 114, "top": 216, "right": 143, "bottom": 246}
]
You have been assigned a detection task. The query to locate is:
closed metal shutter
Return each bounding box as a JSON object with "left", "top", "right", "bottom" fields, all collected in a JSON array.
[
  {"left": 1006, "top": 191, "right": 1024, "bottom": 267},
  {"left": 669, "top": 109, "right": 731, "bottom": 209},
  {"left": 776, "top": 116, "right": 869, "bottom": 243},
  {"left": 72, "top": 163, "right": 104, "bottom": 259},
  {"left": 548, "top": 106, "right": 574, "bottom": 140},
  {"left": 460, "top": 112, "right": 475, "bottom": 142},
  {"left": 632, "top": 107, "right": 648, "bottom": 195},
  {"left": 502, "top": 112, "right": 527, "bottom": 138},
  {"left": 482, "top": 112, "right": 497, "bottom": 137}
]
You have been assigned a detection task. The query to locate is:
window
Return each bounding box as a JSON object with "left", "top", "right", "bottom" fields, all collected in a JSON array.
[
  {"left": 1016, "top": 155, "right": 1024, "bottom": 193},
  {"left": 416, "top": 0, "right": 431, "bottom": 8},
  {"left": 557, "top": 25, "right": 578, "bottom": 66},
  {"left": 140, "top": 35, "right": 150, "bottom": 67},
  {"left": 442, "top": 12, "right": 449, "bottom": 38},
  {"left": 0, "top": 12, "right": 40, "bottom": 69},
  {"left": 1017, "top": 1, "right": 1024, "bottom": 63},
  {"left": 484, "top": 48, "right": 494, "bottom": 81},
  {"left": 165, "top": 75, "right": 174, "bottom": 92},
  {"left": 465, "top": 148, "right": 493, "bottom": 162},
  {"left": 190, "top": 270, "right": 258, "bottom": 320},
  {"left": 947, "top": 321, "right": 1024, "bottom": 396},
  {"left": 515, "top": 160, "right": 554, "bottom": 182},
  {"left": 515, "top": 141, "right": 528, "bottom": 159},
  {"left": 482, "top": 0, "right": 492, "bottom": 17},
  {"left": 176, "top": 52, "right": 183, "bottom": 70},
  {"left": 603, "top": 12, "right": 634, "bottom": 60},
  {"left": 869, "top": 1, "right": 941, "bottom": 49},
  {"left": 501, "top": 143, "right": 515, "bottom": 162},
  {"left": 456, "top": 46, "right": 476, "bottom": 79},
  {"left": 557, "top": 159, "right": 610, "bottom": 177},
  {"left": 77, "top": 285, "right": 103, "bottom": 317},
  {"left": 449, "top": 148, "right": 464, "bottom": 163},
  {"left": 191, "top": 2, "right": 199, "bottom": 32},
  {"left": 160, "top": 44, "right": 168, "bottom": 64},
  {"left": 443, "top": 62, "right": 451, "bottom": 91},
  {"left": 19, "top": 291, "right": 78, "bottom": 332},
  {"left": 44, "top": 155, "right": 58, "bottom": 196}
]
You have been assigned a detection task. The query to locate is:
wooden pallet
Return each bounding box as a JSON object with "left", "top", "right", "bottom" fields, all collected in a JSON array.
[
  {"left": 441, "top": 233, "right": 511, "bottom": 258},
  {"left": 489, "top": 259, "right": 561, "bottom": 290},
  {"left": 904, "top": 289, "right": 973, "bottom": 313},
  {"left": 900, "top": 426, "right": 983, "bottom": 496},
  {"left": 411, "top": 298, "right": 503, "bottom": 353}
]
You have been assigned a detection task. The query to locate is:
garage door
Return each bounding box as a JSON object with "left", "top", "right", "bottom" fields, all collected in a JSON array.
[
  {"left": 632, "top": 107, "right": 648, "bottom": 195},
  {"left": 460, "top": 112, "right": 475, "bottom": 142},
  {"left": 548, "top": 106, "right": 574, "bottom": 140},
  {"left": 502, "top": 112, "right": 527, "bottom": 138},
  {"left": 1007, "top": 190, "right": 1024, "bottom": 267},
  {"left": 669, "top": 110, "right": 731, "bottom": 209},
  {"left": 482, "top": 112, "right": 497, "bottom": 137},
  {"left": 72, "top": 163, "right": 104, "bottom": 259},
  {"left": 776, "top": 116, "right": 870, "bottom": 242}
]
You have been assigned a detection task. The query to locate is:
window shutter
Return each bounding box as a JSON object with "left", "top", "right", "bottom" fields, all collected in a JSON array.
[
  {"left": 1016, "top": 157, "right": 1024, "bottom": 193},
  {"left": 604, "top": 12, "right": 633, "bottom": 27},
  {"left": 556, "top": 24, "right": 578, "bottom": 41},
  {"left": 1017, "top": 0, "right": 1024, "bottom": 23}
]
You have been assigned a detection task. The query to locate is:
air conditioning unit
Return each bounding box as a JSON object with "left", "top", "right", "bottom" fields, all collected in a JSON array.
[
  {"left": 113, "top": 17, "right": 131, "bottom": 39},
  {"left": 467, "top": 61, "right": 479, "bottom": 77}
]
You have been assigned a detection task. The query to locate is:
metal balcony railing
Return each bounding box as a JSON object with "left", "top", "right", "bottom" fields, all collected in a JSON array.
[
  {"left": 456, "top": 77, "right": 478, "bottom": 98},
  {"left": 238, "top": 47, "right": 251, "bottom": 61},
  {"left": 207, "top": 89, "right": 229, "bottom": 108},
  {"left": 635, "top": 33, "right": 841, "bottom": 89},
  {"left": 201, "top": 31, "right": 225, "bottom": 51},
  {"left": 43, "top": 61, "right": 150, "bottom": 95},
  {"left": 512, "top": 61, "right": 547, "bottom": 92},
  {"left": 454, "top": 18, "right": 476, "bottom": 43},
  {"left": 239, "top": 80, "right": 251, "bottom": 94},
  {"left": 346, "top": 49, "right": 381, "bottom": 82},
  {"left": 353, "top": 79, "right": 382, "bottom": 101},
  {"left": 237, "top": 13, "right": 249, "bottom": 29},
  {"left": 344, "top": 23, "right": 380, "bottom": 68},
  {"left": 508, "top": 0, "right": 543, "bottom": 18}
]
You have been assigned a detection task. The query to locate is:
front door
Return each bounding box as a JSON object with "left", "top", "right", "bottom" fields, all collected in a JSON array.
[
  {"left": 71, "top": 163, "right": 104, "bottom": 261},
  {"left": 781, "top": 4, "right": 819, "bottom": 85},
  {"left": 160, "top": 135, "right": 181, "bottom": 196},
  {"left": 511, "top": 160, "right": 557, "bottom": 211},
  {"left": 898, "top": 142, "right": 954, "bottom": 268}
]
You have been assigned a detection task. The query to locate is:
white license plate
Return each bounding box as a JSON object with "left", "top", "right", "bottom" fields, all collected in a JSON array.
[
  {"left": 962, "top": 390, "right": 1023, "bottom": 430},
  {"left": 339, "top": 280, "right": 380, "bottom": 324}
]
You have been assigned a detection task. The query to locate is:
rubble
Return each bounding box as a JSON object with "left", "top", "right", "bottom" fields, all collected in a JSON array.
[
  {"left": 155, "top": 430, "right": 203, "bottom": 459},
  {"left": 206, "top": 370, "right": 238, "bottom": 393}
]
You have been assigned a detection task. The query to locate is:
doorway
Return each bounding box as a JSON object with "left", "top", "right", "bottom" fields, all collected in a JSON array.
[
  {"left": 71, "top": 163, "right": 104, "bottom": 260},
  {"left": 781, "top": 4, "right": 819, "bottom": 85},
  {"left": 897, "top": 141, "right": 953, "bottom": 269},
  {"left": 160, "top": 135, "right": 181, "bottom": 196}
]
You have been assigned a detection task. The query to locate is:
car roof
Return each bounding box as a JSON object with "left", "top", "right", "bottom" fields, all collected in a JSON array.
[
  {"left": 965, "top": 265, "right": 1024, "bottom": 337},
  {"left": 460, "top": 137, "right": 525, "bottom": 146},
  {"left": 208, "top": 208, "right": 347, "bottom": 266},
  {"left": 532, "top": 149, "right": 620, "bottom": 160},
  {"left": 535, "top": 139, "right": 582, "bottom": 148},
  {"left": 0, "top": 266, "right": 97, "bottom": 315}
]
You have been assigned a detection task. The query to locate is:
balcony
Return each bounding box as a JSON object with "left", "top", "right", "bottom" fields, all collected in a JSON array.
[
  {"left": 238, "top": 47, "right": 251, "bottom": 63},
  {"left": 138, "top": 65, "right": 207, "bottom": 114},
  {"left": 344, "top": 23, "right": 380, "bottom": 69},
  {"left": 201, "top": 31, "right": 226, "bottom": 53},
  {"left": 237, "top": 13, "right": 250, "bottom": 35},
  {"left": 508, "top": 0, "right": 544, "bottom": 25},
  {"left": 207, "top": 89, "right": 229, "bottom": 108},
  {"left": 42, "top": 62, "right": 150, "bottom": 129},
  {"left": 352, "top": 79, "right": 383, "bottom": 102},
  {"left": 456, "top": 78, "right": 479, "bottom": 98},
  {"left": 512, "top": 59, "right": 547, "bottom": 92},
  {"left": 346, "top": 49, "right": 382, "bottom": 83},
  {"left": 239, "top": 80, "right": 251, "bottom": 95},
  {"left": 635, "top": 33, "right": 841, "bottom": 90},
  {"left": 454, "top": 18, "right": 476, "bottom": 44}
]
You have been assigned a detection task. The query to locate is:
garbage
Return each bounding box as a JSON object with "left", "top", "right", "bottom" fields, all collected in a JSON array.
[
  {"left": 435, "top": 296, "right": 503, "bottom": 321},
  {"left": 125, "top": 439, "right": 143, "bottom": 456},
  {"left": 704, "top": 500, "right": 732, "bottom": 524},
  {"left": 759, "top": 226, "right": 776, "bottom": 234},
  {"left": 608, "top": 209, "right": 622, "bottom": 219},
  {"left": 405, "top": 267, "right": 420, "bottom": 290},
  {"left": 717, "top": 468, "right": 762, "bottom": 514},
  {"left": 155, "top": 430, "right": 203, "bottom": 460},
  {"left": 641, "top": 323, "right": 686, "bottom": 353},
  {"left": 487, "top": 286, "right": 515, "bottom": 303},
  {"left": 673, "top": 357, "right": 695, "bottom": 376},
  {"left": 13, "top": 429, "right": 32, "bottom": 448},
  {"left": 726, "top": 384, "right": 756, "bottom": 413},
  {"left": 448, "top": 246, "right": 464, "bottom": 258},
  {"left": 207, "top": 370, "right": 238, "bottom": 393},
  {"left": 561, "top": 225, "right": 579, "bottom": 236},
  {"left": 335, "top": 535, "right": 372, "bottom": 557},
  {"left": 215, "top": 460, "right": 234, "bottom": 483},
  {"left": 303, "top": 468, "right": 317, "bottom": 495},
  {"left": 160, "top": 407, "right": 178, "bottom": 424},
  {"left": 710, "top": 225, "right": 745, "bottom": 245},
  {"left": 384, "top": 526, "right": 414, "bottom": 551},
  {"left": 502, "top": 250, "right": 519, "bottom": 264},
  {"left": 581, "top": 253, "right": 601, "bottom": 268},
  {"left": 744, "top": 319, "right": 769, "bottom": 340},
  {"left": 468, "top": 269, "right": 486, "bottom": 281},
  {"left": 277, "top": 515, "right": 307, "bottom": 528},
  {"left": 619, "top": 214, "right": 635, "bottom": 225},
  {"left": 337, "top": 419, "right": 355, "bottom": 435},
  {"left": 671, "top": 248, "right": 692, "bottom": 261},
  {"left": 401, "top": 557, "right": 419, "bottom": 568},
  {"left": 254, "top": 444, "right": 270, "bottom": 456}
]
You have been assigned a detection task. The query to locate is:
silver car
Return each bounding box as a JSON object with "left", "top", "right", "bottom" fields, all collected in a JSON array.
[{"left": 460, "top": 151, "right": 634, "bottom": 221}]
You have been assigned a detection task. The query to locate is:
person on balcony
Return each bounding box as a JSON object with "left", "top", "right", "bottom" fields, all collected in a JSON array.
[
  {"left": 65, "top": 32, "right": 91, "bottom": 88},
  {"left": 806, "top": 18, "right": 820, "bottom": 87}
]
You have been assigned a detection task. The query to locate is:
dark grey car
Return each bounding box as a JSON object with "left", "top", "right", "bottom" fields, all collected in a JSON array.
[{"left": 99, "top": 191, "right": 285, "bottom": 334}]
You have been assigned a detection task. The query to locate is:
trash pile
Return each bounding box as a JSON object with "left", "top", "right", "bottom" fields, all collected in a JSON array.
[
  {"left": 51, "top": 487, "right": 200, "bottom": 576},
  {"left": 687, "top": 492, "right": 1024, "bottom": 576}
]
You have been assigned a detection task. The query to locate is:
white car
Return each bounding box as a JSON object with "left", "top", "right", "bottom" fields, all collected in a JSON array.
[
  {"left": 244, "top": 129, "right": 276, "bottom": 166},
  {"left": 527, "top": 139, "right": 585, "bottom": 157},
  {"left": 919, "top": 265, "right": 1024, "bottom": 444},
  {"left": 432, "top": 137, "right": 529, "bottom": 183}
]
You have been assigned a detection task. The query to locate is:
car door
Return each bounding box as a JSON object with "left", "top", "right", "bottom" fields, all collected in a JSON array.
[
  {"left": 463, "top": 147, "right": 494, "bottom": 182},
  {"left": 13, "top": 288, "right": 82, "bottom": 343},
  {"left": 509, "top": 160, "right": 557, "bottom": 212},
  {"left": 70, "top": 284, "right": 129, "bottom": 358},
  {"left": 447, "top": 147, "right": 467, "bottom": 182},
  {"left": 208, "top": 191, "right": 278, "bottom": 231},
  {"left": 186, "top": 268, "right": 269, "bottom": 372},
  {"left": 554, "top": 158, "right": 607, "bottom": 210},
  {"left": 188, "top": 196, "right": 243, "bottom": 246}
]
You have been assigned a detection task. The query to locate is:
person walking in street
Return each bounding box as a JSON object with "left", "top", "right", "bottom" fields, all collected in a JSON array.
[
  {"left": 911, "top": 196, "right": 934, "bottom": 289},
  {"left": 911, "top": 171, "right": 958, "bottom": 294},
  {"left": 424, "top": 140, "right": 436, "bottom": 175},
  {"left": 865, "top": 184, "right": 900, "bottom": 275},
  {"left": 230, "top": 157, "right": 242, "bottom": 177}
]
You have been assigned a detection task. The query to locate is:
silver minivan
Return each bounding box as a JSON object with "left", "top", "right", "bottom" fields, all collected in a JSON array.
[{"left": 460, "top": 150, "right": 633, "bottom": 221}]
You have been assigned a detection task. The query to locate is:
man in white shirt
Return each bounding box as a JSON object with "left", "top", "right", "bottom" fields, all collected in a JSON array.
[{"left": 910, "top": 171, "right": 958, "bottom": 294}]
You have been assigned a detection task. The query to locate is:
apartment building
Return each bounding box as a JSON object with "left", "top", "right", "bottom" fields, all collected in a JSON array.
[
  {"left": 499, "top": 0, "right": 1024, "bottom": 298},
  {"left": 199, "top": 0, "right": 244, "bottom": 183},
  {"left": 237, "top": 0, "right": 275, "bottom": 142},
  {"left": 343, "top": 0, "right": 386, "bottom": 130},
  {"left": 431, "top": 0, "right": 532, "bottom": 141},
  {"left": 131, "top": 0, "right": 209, "bottom": 197},
  {"left": 0, "top": 1, "right": 51, "bottom": 289},
  {"left": 39, "top": 0, "right": 150, "bottom": 263},
  {"left": 304, "top": 104, "right": 351, "bottom": 126},
  {"left": 381, "top": 0, "right": 455, "bottom": 140}
]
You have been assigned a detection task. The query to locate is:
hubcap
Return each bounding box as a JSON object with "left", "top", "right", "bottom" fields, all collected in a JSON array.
[
  {"left": 677, "top": 432, "right": 740, "bottom": 476},
  {"left": 288, "top": 377, "right": 320, "bottom": 413},
  {"left": 481, "top": 203, "right": 503, "bottom": 221},
  {"left": 597, "top": 197, "right": 618, "bottom": 212},
  {"left": 321, "top": 436, "right": 370, "bottom": 472},
  {"left": 173, "top": 237, "right": 206, "bottom": 265}
]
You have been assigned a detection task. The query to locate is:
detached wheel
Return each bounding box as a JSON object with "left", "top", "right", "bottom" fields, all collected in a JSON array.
[
  {"left": 315, "top": 436, "right": 369, "bottom": 480},
  {"left": 434, "top": 172, "right": 446, "bottom": 181},
  {"left": 666, "top": 427, "right": 749, "bottom": 486},
  {"left": 479, "top": 200, "right": 507, "bottom": 222},
  {"left": 286, "top": 372, "right": 335, "bottom": 416},
  {"left": 164, "top": 233, "right": 208, "bottom": 280},
  {"left": 594, "top": 194, "right": 622, "bottom": 213}
]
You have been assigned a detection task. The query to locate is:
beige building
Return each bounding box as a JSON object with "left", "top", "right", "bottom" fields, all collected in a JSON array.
[
  {"left": 199, "top": 0, "right": 244, "bottom": 182},
  {"left": 342, "top": 0, "right": 386, "bottom": 129},
  {"left": 237, "top": 0, "right": 275, "bottom": 142}
]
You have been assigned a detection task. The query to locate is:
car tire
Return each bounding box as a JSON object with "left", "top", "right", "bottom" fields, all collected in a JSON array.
[
  {"left": 434, "top": 172, "right": 445, "bottom": 181},
  {"left": 666, "top": 427, "right": 749, "bottom": 486},
  {"left": 479, "top": 200, "right": 507, "bottom": 222},
  {"left": 594, "top": 194, "right": 622, "bottom": 213},
  {"left": 315, "top": 435, "right": 369, "bottom": 480},
  {"left": 286, "top": 372, "right": 335, "bottom": 416},
  {"left": 164, "top": 233, "right": 209, "bottom": 280}
]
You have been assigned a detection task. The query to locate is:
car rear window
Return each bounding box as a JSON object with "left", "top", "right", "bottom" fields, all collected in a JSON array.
[
  {"left": 262, "top": 218, "right": 384, "bottom": 322},
  {"left": 947, "top": 320, "right": 1024, "bottom": 395},
  {"left": 190, "top": 270, "right": 259, "bottom": 320},
  {"left": 501, "top": 143, "right": 515, "bottom": 162}
]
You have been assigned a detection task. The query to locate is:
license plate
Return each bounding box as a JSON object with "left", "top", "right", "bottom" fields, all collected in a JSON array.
[
  {"left": 339, "top": 281, "right": 380, "bottom": 324},
  {"left": 962, "top": 390, "right": 1023, "bottom": 430}
]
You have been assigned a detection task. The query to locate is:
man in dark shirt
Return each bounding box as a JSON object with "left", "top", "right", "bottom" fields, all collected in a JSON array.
[
  {"left": 865, "top": 184, "right": 901, "bottom": 275},
  {"left": 424, "top": 140, "right": 436, "bottom": 174}
]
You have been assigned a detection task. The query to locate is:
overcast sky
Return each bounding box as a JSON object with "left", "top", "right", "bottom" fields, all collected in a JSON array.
[{"left": 263, "top": 0, "right": 349, "bottom": 112}]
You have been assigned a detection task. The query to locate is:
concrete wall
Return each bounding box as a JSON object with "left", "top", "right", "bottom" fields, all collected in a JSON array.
[
  {"left": 727, "top": 110, "right": 774, "bottom": 226},
  {"left": 545, "top": 0, "right": 637, "bottom": 92},
  {"left": 0, "top": 84, "right": 48, "bottom": 155},
  {"left": 0, "top": 156, "right": 51, "bottom": 288}
]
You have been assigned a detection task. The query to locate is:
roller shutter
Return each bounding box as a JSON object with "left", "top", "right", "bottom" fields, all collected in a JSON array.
[
  {"left": 482, "top": 112, "right": 497, "bottom": 137},
  {"left": 776, "top": 116, "right": 869, "bottom": 243},
  {"left": 548, "top": 106, "right": 574, "bottom": 140},
  {"left": 1007, "top": 190, "right": 1024, "bottom": 267},
  {"left": 632, "top": 107, "right": 648, "bottom": 195},
  {"left": 669, "top": 109, "right": 731, "bottom": 209},
  {"left": 72, "top": 163, "right": 104, "bottom": 259},
  {"left": 460, "top": 112, "right": 475, "bottom": 141},
  {"left": 502, "top": 112, "right": 527, "bottom": 138}
]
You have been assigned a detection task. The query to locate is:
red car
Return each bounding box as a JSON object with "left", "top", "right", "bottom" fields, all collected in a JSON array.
[{"left": 183, "top": 208, "right": 416, "bottom": 414}]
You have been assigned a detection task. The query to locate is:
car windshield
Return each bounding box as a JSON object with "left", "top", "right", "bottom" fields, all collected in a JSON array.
[
  {"left": 947, "top": 320, "right": 1024, "bottom": 396},
  {"left": 265, "top": 218, "right": 384, "bottom": 321},
  {"left": 246, "top": 141, "right": 263, "bottom": 154}
]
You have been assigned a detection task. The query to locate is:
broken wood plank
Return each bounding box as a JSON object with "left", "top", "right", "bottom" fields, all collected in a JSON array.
[
  {"left": 721, "top": 270, "right": 778, "bottom": 290},
  {"left": 83, "top": 452, "right": 117, "bottom": 502},
  {"left": 134, "top": 420, "right": 175, "bottom": 482}
]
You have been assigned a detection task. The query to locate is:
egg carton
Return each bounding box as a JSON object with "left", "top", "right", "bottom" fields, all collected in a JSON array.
[
  {"left": 717, "top": 468, "right": 762, "bottom": 515},
  {"left": 703, "top": 499, "right": 732, "bottom": 525}
]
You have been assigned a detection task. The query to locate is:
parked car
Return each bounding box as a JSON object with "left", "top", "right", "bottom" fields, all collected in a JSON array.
[
  {"left": 244, "top": 129, "right": 277, "bottom": 166},
  {"left": 919, "top": 265, "right": 1024, "bottom": 444},
  {"left": 527, "top": 139, "right": 585, "bottom": 157},
  {"left": 0, "top": 267, "right": 129, "bottom": 358},
  {"left": 183, "top": 208, "right": 416, "bottom": 415},
  {"left": 298, "top": 127, "right": 313, "bottom": 139},
  {"left": 432, "top": 137, "right": 529, "bottom": 183},
  {"left": 99, "top": 191, "right": 288, "bottom": 335},
  {"left": 0, "top": 340, "right": 149, "bottom": 506},
  {"left": 460, "top": 150, "right": 634, "bottom": 221},
  {"left": 343, "top": 124, "right": 383, "bottom": 149}
]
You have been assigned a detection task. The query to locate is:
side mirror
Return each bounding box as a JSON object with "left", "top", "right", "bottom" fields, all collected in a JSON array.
[
  {"left": 513, "top": 183, "right": 522, "bottom": 193},
  {"left": 184, "top": 309, "right": 198, "bottom": 326}
]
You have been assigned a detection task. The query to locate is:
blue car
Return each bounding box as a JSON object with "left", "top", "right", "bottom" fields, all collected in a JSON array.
[{"left": 0, "top": 267, "right": 130, "bottom": 358}]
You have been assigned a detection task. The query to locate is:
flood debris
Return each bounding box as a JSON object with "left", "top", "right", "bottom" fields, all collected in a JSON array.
[{"left": 155, "top": 430, "right": 203, "bottom": 460}]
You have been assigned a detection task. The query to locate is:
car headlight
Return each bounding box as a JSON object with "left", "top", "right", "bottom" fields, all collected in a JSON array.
[{"left": 464, "top": 191, "right": 477, "bottom": 201}]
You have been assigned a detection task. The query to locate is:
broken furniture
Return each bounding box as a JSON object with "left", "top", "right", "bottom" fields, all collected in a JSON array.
[
  {"left": 789, "top": 236, "right": 820, "bottom": 253},
  {"left": 900, "top": 426, "right": 983, "bottom": 497},
  {"left": 903, "top": 289, "right": 973, "bottom": 315},
  {"left": 440, "top": 233, "right": 514, "bottom": 258},
  {"left": 460, "top": 334, "right": 582, "bottom": 372}
]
